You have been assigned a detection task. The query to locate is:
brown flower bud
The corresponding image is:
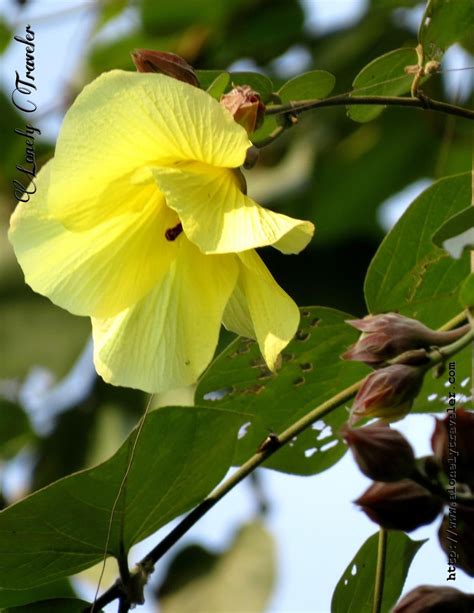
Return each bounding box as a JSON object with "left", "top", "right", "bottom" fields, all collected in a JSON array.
[
  {"left": 342, "top": 423, "right": 415, "bottom": 482},
  {"left": 392, "top": 585, "right": 474, "bottom": 612},
  {"left": 131, "top": 49, "right": 199, "bottom": 87},
  {"left": 439, "top": 506, "right": 474, "bottom": 577},
  {"left": 220, "top": 86, "right": 265, "bottom": 134},
  {"left": 349, "top": 364, "right": 424, "bottom": 425},
  {"left": 343, "top": 313, "right": 469, "bottom": 366},
  {"left": 355, "top": 480, "right": 443, "bottom": 531},
  {"left": 431, "top": 409, "right": 474, "bottom": 490}
]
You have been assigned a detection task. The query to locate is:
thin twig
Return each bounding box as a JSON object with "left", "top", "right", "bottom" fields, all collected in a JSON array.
[{"left": 265, "top": 94, "right": 474, "bottom": 121}]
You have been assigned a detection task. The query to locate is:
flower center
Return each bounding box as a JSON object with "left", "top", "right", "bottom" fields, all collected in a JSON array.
[{"left": 165, "top": 222, "right": 183, "bottom": 241}]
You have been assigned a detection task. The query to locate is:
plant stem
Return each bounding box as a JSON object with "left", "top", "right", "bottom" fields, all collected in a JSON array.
[
  {"left": 372, "top": 529, "right": 387, "bottom": 613},
  {"left": 435, "top": 323, "right": 474, "bottom": 359},
  {"left": 265, "top": 94, "right": 474, "bottom": 121},
  {"left": 89, "top": 313, "right": 472, "bottom": 611}
]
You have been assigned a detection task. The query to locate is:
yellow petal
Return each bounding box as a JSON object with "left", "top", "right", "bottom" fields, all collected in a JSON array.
[
  {"left": 151, "top": 162, "right": 315, "bottom": 254},
  {"left": 9, "top": 162, "right": 179, "bottom": 317},
  {"left": 223, "top": 250, "right": 300, "bottom": 370},
  {"left": 222, "top": 282, "right": 255, "bottom": 340},
  {"left": 92, "top": 240, "right": 239, "bottom": 393},
  {"left": 48, "top": 71, "right": 251, "bottom": 230}
]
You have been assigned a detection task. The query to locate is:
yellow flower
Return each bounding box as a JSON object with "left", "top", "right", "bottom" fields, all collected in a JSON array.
[{"left": 9, "top": 70, "right": 314, "bottom": 393}]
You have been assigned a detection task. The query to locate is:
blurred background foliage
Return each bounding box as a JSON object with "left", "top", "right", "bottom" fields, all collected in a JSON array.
[{"left": 0, "top": 0, "right": 472, "bottom": 610}]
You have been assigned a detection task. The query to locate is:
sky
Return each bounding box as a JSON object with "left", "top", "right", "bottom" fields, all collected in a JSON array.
[{"left": 0, "top": 1, "right": 473, "bottom": 611}]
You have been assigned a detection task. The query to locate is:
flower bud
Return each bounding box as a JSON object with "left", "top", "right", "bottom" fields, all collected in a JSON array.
[
  {"left": 343, "top": 313, "right": 468, "bottom": 366},
  {"left": 355, "top": 480, "right": 443, "bottom": 531},
  {"left": 342, "top": 423, "right": 415, "bottom": 482},
  {"left": 131, "top": 49, "right": 199, "bottom": 87},
  {"left": 392, "top": 585, "right": 474, "bottom": 612},
  {"left": 439, "top": 506, "right": 474, "bottom": 577},
  {"left": 220, "top": 86, "right": 265, "bottom": 134},
  {"left": 431, "top": 409, "right": 474, "bottom": 490},
  {"left": 349, "top": 364, "right": 424, "bottom": 425}
]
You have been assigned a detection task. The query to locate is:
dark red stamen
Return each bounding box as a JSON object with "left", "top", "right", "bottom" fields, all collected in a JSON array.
[{"left": 165, "top": 222, "right": 183, "bottom": 241}]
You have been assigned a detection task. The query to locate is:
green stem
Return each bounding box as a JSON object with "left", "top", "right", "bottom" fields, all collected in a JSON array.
[
  {"left": 435, "top": 323, "right": 474, "bottom": 359},
  {"left": 265, "top": 94, "right": 474, "bottom": 121},
  {"left": 372, "top": 529, "right": 387, "bottom": 613},
  {"left": 89, "top": 313, "right": 471, "bottom": 611}
]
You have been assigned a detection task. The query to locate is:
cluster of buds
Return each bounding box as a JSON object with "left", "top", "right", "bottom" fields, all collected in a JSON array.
[
  {"left": 346, "top": 412, "right": 474, "bottom": 577},
  {"left": 132, "top": 48, "right": 266, "bottom": 136},
  {"left": 343, "top": 312, "right": 467, "bottom": 367},
  {"left": 393, "top": 585, "right": 474, "bottom": 612},
  {"left": 343, "top": 313, "right": 469, "bottom": 425}
]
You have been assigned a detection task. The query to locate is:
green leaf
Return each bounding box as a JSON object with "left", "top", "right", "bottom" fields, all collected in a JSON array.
[
  {"left": 331, "top": 531, "right": 426, "bottom": 613},
  {"left": 0, "top": 579, "right": 75, "bottom": 609},
  {"left": 196, "top": 70, "right": 273, "bottom": 101},
  {"left": 348, "top": 48, "right": 418, "bottom": 123},
  {"left": 251, "top": 114, "right": 282, "bottom": 146},
  {"left": 419, "top": 0, "right": 474, "bottom": 60},
  {"left": 5, "top": 599, "right": 99, "bottom": 613},
  {"left": 206, "top": 72, "right": 230, "bottom": 99},
  {"left": 0, "top": 406, "right": 245, "bottom": 589},
  {"left": 229, "top": 72, "right": 274, "bottom": 102},
  {"left": 196, "top": 307, "right": 370, "bottom": 476},
  {"left": 0, "top": 19, "right": 11, "bottom": 53},
  {"left": 195, "top": 70, "right": 224, "bottom": 90},
  {"left": 158, "top": 522, "right": 275, "bottom": 612},
  {"left": 365, "top": 173, "right": 471, "bottom": 327},
  {"left": 0, "top": 400, "right": 33, "bottom": 460},
  {"left": 364, "top": 173, "right": 471, "bottom": 414},
  {"left": 460, "top": 274, "right": 474, "bottom": 307},
  {"left": 278, "top": 70, "right": 336, "bottom": 102},
  {"left": 432, "top": 207, "right": 474, "bottom": 259}
]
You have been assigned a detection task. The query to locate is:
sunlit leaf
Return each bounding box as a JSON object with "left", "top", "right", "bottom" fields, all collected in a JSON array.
[
  {"left": 365, "top": 173, "right": 471, "bottom": 326},
  {"left": 419, "top": 0, "right": 474, "bottom": 59},
  {"left": 331, "top": 531, "right": 426, "bottom": 612},
  {"left": 365, "top": 173, "right": 471, "bottom": 414},
  {"left": 348, "top": 48, "right": 418, "bottom": 123},
  {"left": 206, "top": 72, "right": 230, "bottom": 98},
  {"left": 157, "top": 522, "right": 275, "bottom": 612},
  {"left": 432, "top": 207, "right": 474, "bottom": 260},
  {"left": 197, "top": 307, "right": 370, "bottom": 475},
  {"left": 0, "top": 406, "right": 245, "bottom": 589},
  {"left": 278, "top": 70, "right": 336, "bottom": 102}
]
